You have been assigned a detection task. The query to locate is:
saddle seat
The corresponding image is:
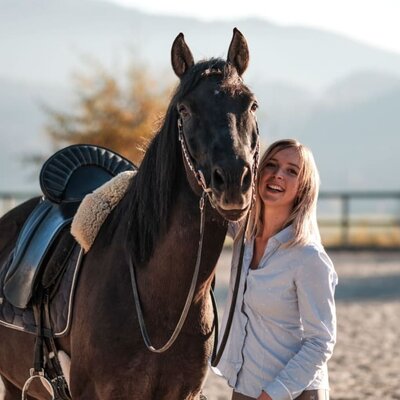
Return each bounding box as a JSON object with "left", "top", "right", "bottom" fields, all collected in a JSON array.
[{"left": 3, "top": 144, "right": 136, "bottom": 309}]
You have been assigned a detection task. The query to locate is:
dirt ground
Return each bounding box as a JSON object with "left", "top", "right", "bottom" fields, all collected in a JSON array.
[{"left": 1, "top": 251, "right": 400, "bottom": 399}]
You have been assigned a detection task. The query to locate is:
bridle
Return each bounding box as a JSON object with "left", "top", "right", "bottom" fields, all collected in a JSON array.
[
  {"left": 128, "top": 114, "right": 259, "bottom": 360},
  {"left": 177, "top": 117, "right": 218, "bottom": 208}
]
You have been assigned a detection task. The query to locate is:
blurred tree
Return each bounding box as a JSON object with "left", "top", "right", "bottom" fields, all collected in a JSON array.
[{"left": 45, "top": 60, "right": 172, "bottom": 165}]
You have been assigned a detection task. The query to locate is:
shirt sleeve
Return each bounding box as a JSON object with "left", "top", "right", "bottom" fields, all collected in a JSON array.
[{"left": 263, "top": 248, "right": 338, "bottom": 400}]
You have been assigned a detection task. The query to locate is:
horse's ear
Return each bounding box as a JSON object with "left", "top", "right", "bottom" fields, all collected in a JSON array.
[
  {"left": 171, "top": 33, "right": 195, "bottom": 78},
  {"left": 227, "top": 28, "right": 249, "bottom": 76}
]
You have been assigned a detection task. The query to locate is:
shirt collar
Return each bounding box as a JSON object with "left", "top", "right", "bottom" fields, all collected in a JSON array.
[{"left": 271, "top": 224, "right": 294, "bottom": 245}]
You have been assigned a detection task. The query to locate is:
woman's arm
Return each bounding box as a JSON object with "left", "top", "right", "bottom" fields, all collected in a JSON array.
[{"left": 262, "top": 248, "right": 338, "bottom": 400}]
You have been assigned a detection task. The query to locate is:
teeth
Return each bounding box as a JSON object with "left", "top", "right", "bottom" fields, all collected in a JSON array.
[{"left": 267, "top": 184, "right": 284, "bottom": 192}]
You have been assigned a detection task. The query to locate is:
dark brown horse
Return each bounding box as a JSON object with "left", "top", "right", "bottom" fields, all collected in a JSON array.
[{"left": 0, "top": 29, "right": 259, "bottom": 399}]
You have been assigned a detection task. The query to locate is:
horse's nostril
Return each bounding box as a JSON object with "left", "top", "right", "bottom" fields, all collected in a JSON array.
[
  {"left": 212, "top": 167, "right": 226, "bottom": 191},
  {"left": 241, "top": 167, "right": 251, "bottom": 192}
]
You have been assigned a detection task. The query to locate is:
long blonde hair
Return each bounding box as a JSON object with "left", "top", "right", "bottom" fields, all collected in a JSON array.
[{"left": 247, "top": 139, "right": 321, "bottom": 247}]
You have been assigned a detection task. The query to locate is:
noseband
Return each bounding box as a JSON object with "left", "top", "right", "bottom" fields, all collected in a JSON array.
[{"left": 129, "top": 114, "right": 259, "bottom": 357}]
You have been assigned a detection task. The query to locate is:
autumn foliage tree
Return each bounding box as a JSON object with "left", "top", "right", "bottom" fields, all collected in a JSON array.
[{"left": 45, "top": 61, "right": 171, "bottom": 165}]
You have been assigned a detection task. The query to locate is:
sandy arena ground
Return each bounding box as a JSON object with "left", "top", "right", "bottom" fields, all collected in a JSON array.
[{"left": 1, "top": 251, "right": 400, "bottom": 399}]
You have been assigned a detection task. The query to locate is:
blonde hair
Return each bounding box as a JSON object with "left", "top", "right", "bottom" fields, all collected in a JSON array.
[{"left": 247, "top": 139, "right": 321, "bottom": 247}]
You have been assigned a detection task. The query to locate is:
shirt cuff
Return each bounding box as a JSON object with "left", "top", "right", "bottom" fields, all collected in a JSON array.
[{"left": 264, "top": 379, "right": 293, "bottom": 400}]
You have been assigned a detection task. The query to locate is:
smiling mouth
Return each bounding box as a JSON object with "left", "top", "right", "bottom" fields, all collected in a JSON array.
[{"left": 266, "top": 184, "right": 284, "bottom": 192}]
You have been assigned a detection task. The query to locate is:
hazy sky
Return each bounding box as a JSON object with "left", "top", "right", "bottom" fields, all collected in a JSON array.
[{"left": 101, "top": 0, "right": 400, "bottom": 54}]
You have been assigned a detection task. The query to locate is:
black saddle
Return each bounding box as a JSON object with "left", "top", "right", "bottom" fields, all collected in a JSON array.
[{"left": 3, "top": 144, "right": 136, "bottom": 309}]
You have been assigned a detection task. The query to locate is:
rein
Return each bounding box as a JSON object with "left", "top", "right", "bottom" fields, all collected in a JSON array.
[
  {"left": 129, "top": 116, "right": 259, "bottom": 357},
  {"left": 210, "top": 211, "right": 249, "bottom": 366},
  {"left": 128, "top": 192, "right": 206, "bottom": 353}
]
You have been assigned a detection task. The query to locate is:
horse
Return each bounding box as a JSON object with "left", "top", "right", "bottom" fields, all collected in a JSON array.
[{"left": 0, "top": 28, "right": 259, "bottom": 399}]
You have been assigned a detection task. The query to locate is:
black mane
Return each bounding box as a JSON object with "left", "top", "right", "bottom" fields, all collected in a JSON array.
[{"left": 118, "top": 58, "right": 243, "bottom": 265}]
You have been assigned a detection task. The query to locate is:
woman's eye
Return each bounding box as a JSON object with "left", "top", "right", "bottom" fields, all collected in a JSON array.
[
  {"left": 265, "top": 162, "right": 275, "bottom": 169},
  {"left": 288, "top": 169, "right": 298, "bottom": 176}
]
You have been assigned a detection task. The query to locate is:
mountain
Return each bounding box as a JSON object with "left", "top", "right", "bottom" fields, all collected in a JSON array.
[
  {"left": 0, "top": 0, "right": 400, "bottom": 193},
  {"left": 321, "top": 71, "right": 400, "bottom": 108},
  {"left": 294, "top": 85, "right": 400, "bottom": 190},
  {"left": 1, "top": 0, "right": 400, "bottom": 90}
]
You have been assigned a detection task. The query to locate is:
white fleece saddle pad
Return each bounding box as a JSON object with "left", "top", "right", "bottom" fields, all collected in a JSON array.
[{"left": 71, "top": 170, "right": 136, "bottom": 253}]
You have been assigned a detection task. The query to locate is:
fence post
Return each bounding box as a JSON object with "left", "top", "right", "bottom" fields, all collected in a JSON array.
[{"left": 341, "top": 194, "right": 350, "bottom": 247}]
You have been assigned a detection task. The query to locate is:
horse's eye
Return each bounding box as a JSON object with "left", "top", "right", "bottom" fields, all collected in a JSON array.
[
  {"left": 250, "top": 102, "right": 258, "bottom": 113},
  {"left": 178, "top": 104, "right": 190, "bottom": 118}
]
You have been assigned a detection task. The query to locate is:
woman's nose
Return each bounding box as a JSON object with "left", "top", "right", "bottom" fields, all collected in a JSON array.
[{"left": 274, "top": 168, "right": 284, "bottom": 179}]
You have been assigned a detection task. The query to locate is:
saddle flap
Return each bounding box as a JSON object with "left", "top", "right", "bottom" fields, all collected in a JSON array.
[{"left": 3, "top": 199, "right": 79, "bottom": 308}]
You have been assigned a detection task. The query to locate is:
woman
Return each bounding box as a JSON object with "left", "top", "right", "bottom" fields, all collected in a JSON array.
[{"left": 215, "top": 139, "right": 338, "bottom": 400}]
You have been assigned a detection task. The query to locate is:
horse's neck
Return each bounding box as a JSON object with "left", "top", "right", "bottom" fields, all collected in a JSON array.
[{"left": 139, "top": 174, "right": 227, "bottom": 304}]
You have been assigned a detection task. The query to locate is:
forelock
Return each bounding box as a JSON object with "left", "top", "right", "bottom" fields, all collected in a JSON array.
[{"left": 175, "top": 58, "right": 248, "bottom": 100}]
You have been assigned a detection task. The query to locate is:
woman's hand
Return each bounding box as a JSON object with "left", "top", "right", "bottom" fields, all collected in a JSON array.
[{"left": 257, "top": 391, "right": 272, "bottom": 400}]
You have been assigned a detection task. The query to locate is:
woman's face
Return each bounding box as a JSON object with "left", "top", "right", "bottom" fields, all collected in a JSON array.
[{"left": 258, "top": 147, "right": 301, "bottom": 210}]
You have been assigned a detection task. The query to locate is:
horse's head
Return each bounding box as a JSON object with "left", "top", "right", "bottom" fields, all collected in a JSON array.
[{"left": 171, "top": 28, "right": 259, "bottom": 221}]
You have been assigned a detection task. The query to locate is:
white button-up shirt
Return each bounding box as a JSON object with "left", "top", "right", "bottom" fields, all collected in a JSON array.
[{"left": 214, "top": 225, "right": 338, "bottom": 400}]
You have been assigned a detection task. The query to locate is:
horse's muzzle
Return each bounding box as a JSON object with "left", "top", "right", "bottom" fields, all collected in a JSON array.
[
  {"left": 209, "top": 161, "right": 253, "bottom": 221},
  {"left": 211, "top": 164, "right": 252, "bottom": 197}
]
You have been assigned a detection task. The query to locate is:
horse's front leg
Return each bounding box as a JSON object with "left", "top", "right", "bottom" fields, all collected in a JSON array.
[{"left": 69, "top": 359, "right": 155, "bottom": 400}]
